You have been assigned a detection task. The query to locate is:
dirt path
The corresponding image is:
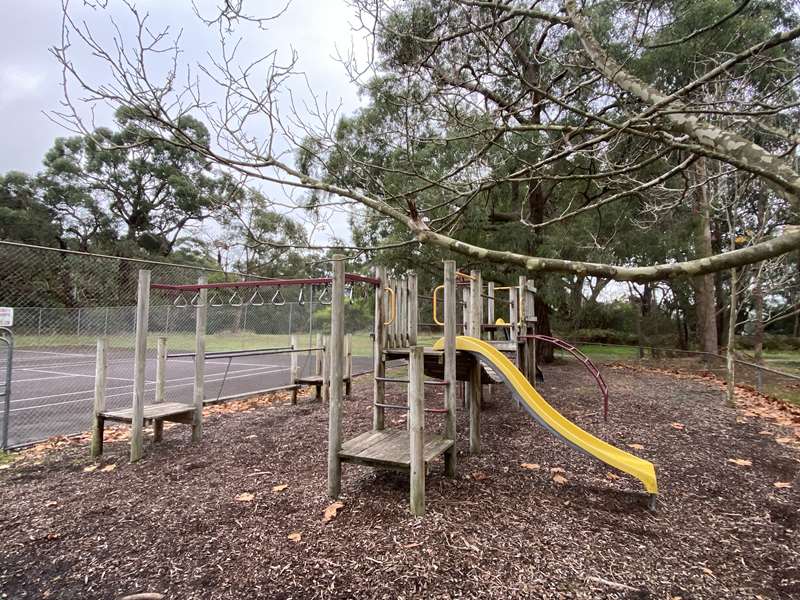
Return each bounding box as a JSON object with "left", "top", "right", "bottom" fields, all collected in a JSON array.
[{"left": 1, "top": 364, "right": 798, "bottom": 599}]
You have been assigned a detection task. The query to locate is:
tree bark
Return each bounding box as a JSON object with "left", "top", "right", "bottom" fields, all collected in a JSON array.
[{"left": 692, "top": 159, "right": 719, "bottom": 354}]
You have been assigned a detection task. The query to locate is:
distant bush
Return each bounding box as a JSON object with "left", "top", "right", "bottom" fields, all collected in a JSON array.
[
  {"left": 564, "top": 328, "right": 639, "bottom": 345},
  {"left": 737, "top": 334, "right": 800, "bottom": 352}
]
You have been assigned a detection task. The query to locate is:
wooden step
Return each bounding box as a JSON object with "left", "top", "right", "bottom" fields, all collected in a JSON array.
[
  {"left": 99, "top": 402, "right": 194, "bottom": 424},
  {"left": 339, "top": 429, "right": 453, "bottom": 471}
]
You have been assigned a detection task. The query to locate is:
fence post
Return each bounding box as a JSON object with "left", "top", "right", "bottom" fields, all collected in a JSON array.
[
  {"left": 344, "top": 333, "right": 353, "bottom": 396},
  {"left": 130, "top": 270, "right": 151, "bottom": 463},
  {"left": 327, "top": 255, "right": 345, "bottom": 499},
  {"left": 91, "top": 337, "right": 108, "bottom": 458},
  {"left": 288, "top": 302, "right": 294, "bottom": 345},
  {"left": 290, "top": 334, "right": 299, "bottom": 405},
  {"left": 409, "top": 344, "right": 425, "bottom": 516},
  {"left": 153, "top": 336, "right": 167, "bottom": 442},
  {"left": 76, "top": 307, "right": 82, "bottom": 338},
  {"left": 322, "top": 334, "right": 330, "bottom": 403},
  {"left": 104, "top": 307, "right": 110, "bottom": 336},
  {"left": 192, "top": 276, "right": 208, "bottom": 442},
  {"left": 37, "top": 308, "right": 43, "bottom": 336}
]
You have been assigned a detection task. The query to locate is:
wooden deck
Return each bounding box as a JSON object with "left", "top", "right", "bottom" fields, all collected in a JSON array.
[
  {"left": 383, "top": 347, "right": 495, "bottom": 384},
  {"left": 99, "top": 402, "right": 194, "bottom": 424},
  {"left": 339, "top": 429, "right": 453, "bottom": 471}
]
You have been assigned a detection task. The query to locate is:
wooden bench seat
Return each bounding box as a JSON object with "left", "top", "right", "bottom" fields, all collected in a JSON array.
[{"left": 339, "top": 429, "right": 453, "bottom": 471}]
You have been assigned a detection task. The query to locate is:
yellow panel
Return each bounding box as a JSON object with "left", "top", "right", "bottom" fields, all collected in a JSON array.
[{"left": 433, "top": 335, "right": 658, "bottom": 494}]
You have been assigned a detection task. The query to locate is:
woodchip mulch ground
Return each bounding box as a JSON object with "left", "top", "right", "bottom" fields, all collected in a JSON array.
[{"left": 0, "top": 362, "right": 798, "bottom": 599}]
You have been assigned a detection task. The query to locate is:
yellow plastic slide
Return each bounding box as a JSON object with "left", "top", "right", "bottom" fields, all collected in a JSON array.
[{"left": 433, "top": 336, "right": 658, "bottom": 495}]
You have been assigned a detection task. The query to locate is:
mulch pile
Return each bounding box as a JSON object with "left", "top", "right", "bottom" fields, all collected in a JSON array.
[{"left": 1, "top": 363, "right": 798, "bottom": 599}]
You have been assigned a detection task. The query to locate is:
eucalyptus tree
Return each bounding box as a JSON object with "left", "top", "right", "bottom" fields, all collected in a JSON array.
[{"left": 51, "top": 0, "right": 800, "bottom": 291}]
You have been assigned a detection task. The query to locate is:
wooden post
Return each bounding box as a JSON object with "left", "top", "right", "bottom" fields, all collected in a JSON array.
[
  {"left": 509, "top": 286, "right": 519, "bottom": 344},
  {"left": 373, "top": 267, "right": 386, "bottom": 431},
  {"left": 461, "top": 285, "right": 470, "bottom": 408},
  {"left": 408, "top": 345, "right": 425, "bottom": 516},
  {"left": 469, "top": 270, "right": 482, "bottom": 455},
  {"left": 407, "top": 273, "right": 418, "bottom": 347},
  {"left": 525, "top": 281, "right": 537, "bottom": 383},
  {"left": 344, "top": 333, "right": 353, "bottom": 395},
  {"left": 322, "top": 334, "right": 330, "bottom": 403},
  {"left": 387, "top": 278, "right": 396, "bottom": 348},
  {"left": 130, "top": 269, "right": 151, "bottom": 463},
  {"left": 487, "top": 282, "right": 495, "bottom": 339},
  {"left": 327, "top": 255, "right": 346, "bottom": 499},
  {"left": 153, "top": 336, "right": 167, "bottom": 442},
  {"left": 398, "top": 278, "right": 407, "bottom": 348},
  {"left": 192, "top": 276, "right": 207, "bottom": 443},
  {"left": 443, "top": 261, "right": 457, "bottom": 477},
  {"left": 518, "top": 276, "right": 527, "bottom": 376},
  {"left": 290, "top": 334, "right": 299, "bottom": 405},
  {"left": 91, "top": 337, "right": 108, "bottom": 458},
  {"left": 486, "top": 282, "right": 495, "bottom": 402}
]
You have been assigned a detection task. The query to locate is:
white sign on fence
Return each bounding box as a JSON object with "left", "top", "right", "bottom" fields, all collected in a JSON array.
[{"left": 0, "top": 307, "right": 13, "bottom": 327}]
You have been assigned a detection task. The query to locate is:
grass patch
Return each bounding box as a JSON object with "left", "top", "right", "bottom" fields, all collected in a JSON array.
[{"left": 0, "top": 451, "right": 16, "bottom": 466}]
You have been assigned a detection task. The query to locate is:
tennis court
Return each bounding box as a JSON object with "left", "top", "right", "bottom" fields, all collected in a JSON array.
[{"left": 4, "top": 345, "right": 372, "bottom": 448}]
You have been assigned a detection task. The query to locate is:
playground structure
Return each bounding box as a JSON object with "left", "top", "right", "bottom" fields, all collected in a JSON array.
[
  {"left": 90, "top": 259, "right": 657, "bottom": 515},
  {"left": 326, "top": 257, "right": 658, "bottom": 515},
  {"left": 90, "top": 272, "right": 357, "bottom": 460}
]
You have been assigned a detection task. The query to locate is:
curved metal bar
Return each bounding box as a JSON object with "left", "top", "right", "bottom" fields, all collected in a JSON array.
[
  {"left": 249, "top": 290, "right": 265, "bottom": 306},
  {"left": 271, "top": 289, "right": 286, "bottom": 306},
  {"left": 533, "top": 334, "right": 609, "bottom": 421},
  {"left": 229, "top": 290, "right": 243, "bottom": 307},
  {"left": 172, "top": 294, "right": 188, "bottom": 308},
  {"left": 383, "top": 286, "right": 396, "bottom": 325}
]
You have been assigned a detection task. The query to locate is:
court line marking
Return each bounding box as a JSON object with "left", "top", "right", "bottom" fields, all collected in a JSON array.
[
  {"left": 15, "top": 349, "right": 95, "bottom": 358},
  {"left": 10, "top": 366, "right": 288, "bottom": 412},
  {"left": 15, "top": 368, "right": 136, "bottom": 382},
  {"left": 10, "top": 364, "right": 284, "bottom": 404}
]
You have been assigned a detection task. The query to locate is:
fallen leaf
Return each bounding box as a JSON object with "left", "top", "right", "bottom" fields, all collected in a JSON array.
[
  {"left": 606, "top": 472, "right": 620, "bottom": 481},
  {"left": 45, "top": 500, "right": 57, "bottom": 507},
  {"left": 471, "top": 471, "right": 490, "bottom": 481},
  {"left": 287, "top": 532, "right": 302, "bottom": 542},
  {"left": 235, "top": 492, "right": 255, "bottom": 502},
  {"left": 670, "top": 422, "right": 685, "bottom": 431},
  {"left": 402, "top": 542, "right": 422, "bottom": 549},
  {"left": 83, "top": 465, "right": 97, "bottom": 473},
  {"left": 100, "top": 464, "right": 116, "bottom": 472},
  {"left": 323, "top": 501, "right": 344, "bottom": 523},
  {"left": 520, "top": 463, "right": 540, "bottom": 470},
  {"left": 701, "top": 567, "right": 714, "bottom": 576},
  {"left": 758, "top": 430, "right": 772, "bottom": 435},
  {"left": 773, "top": 482, "right": 792, "bottom": 489},
  {"left": 272, "top": 484, "right": 289, "bottom": 493},
  {"left": 550, "top": 467, "right": 566, "bottom": 474},
  {"left": 727, "top": 458, "right": 752, "bottom": 467},
  {"left": 552, "top": 473, "right": 568, "bottom": 485},
  {"left": 0, "top": 463, "right": 11, "bottom": 470},
  {"left": 627, "top": 443, "right": 645, "bottom": 450},
  {"left": 775, "top": 437, "right": 792, "bottom": 444}
]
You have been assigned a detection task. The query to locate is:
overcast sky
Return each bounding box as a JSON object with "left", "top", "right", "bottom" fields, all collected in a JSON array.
[{"left": 0, "top": 1, "right": 363, "bottom": 174}]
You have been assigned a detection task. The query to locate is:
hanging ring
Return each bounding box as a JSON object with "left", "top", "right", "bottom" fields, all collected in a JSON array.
[
  {"left": 173, "top": 294, "right": 188, "bottom": 308},
  {"left": 271, "top": 288, "right": 286, "bottom": 306},
  {"left": 210, "top": 293, "right": 224, "bottom": 307},
  {"left": 249, "top": 289, "right": 265, "bottom": 306},
  {"left": 346, "top": 285, "right": 354, "bottom": 305},
  {"left": 229, "top": 290, "right": 243, "bottom": 307},
  {"left": 298, "top": 286, "right": 305, "bottom": 306},
  {"left": 318, "top": 286, "right": 332, "bottom": 305},
  {"left": 190, "top": 293, "right": 202, "bottom": 307}
]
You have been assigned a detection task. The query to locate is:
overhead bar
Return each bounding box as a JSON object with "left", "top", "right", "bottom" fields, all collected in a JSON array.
[{"left": 152, "top": 272, "right": 380, "bottom": 292}]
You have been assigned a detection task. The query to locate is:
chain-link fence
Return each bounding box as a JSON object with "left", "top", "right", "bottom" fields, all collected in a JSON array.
[
  {"left": 0, "top": 241, "right": 375, "bottom": 449},
  {"left": 560, "top": 341, "right": 800, "bottom": 405}
]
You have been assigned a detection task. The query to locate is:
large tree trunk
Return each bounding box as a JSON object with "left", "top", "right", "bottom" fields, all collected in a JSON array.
[{"left": 692, "top": 159, "right": 719, "bottom": 354}]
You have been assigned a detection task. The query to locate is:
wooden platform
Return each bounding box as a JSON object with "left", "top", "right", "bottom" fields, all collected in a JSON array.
[
  {"left": 384, "top": 347, "right": 495, "bottom": 384},
  {"left": 339, "top": 429, "right": 453, "bottom": 471},
  {"left": 99, "top": 402, "right": 194, "bottom": 424}
]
